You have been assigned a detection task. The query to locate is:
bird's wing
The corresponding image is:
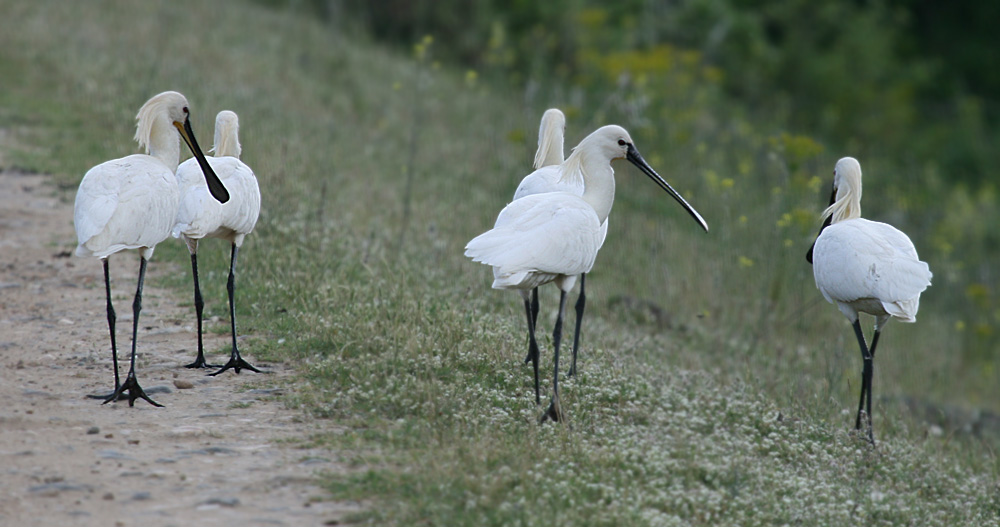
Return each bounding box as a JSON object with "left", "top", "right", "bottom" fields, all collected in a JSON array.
[
  {"left": 175, "top": 157, "right": 207, "bottom": 191},
  {"left": 174, "top": 157, "right": 261, "bottom": 241},
  {"left": 219, "top": 159, "right": 261, "bottom": 237},
  {"left": 75, "top": 156, "right": 179, "bottom": 257},
  {"left": 173, "top": 185, "right": 213, "bottom": 239},
  {"left": 813, "top": 219, "right": 932, "bottom": 310},
  {"left": 512, "top": 166, "right": 580, "bottom": 201},
  {"left": 597, "top": 218, "right": 609, "bottom": 249},
  {"left": 74, "top": 161, "right": 122, "bottom": 248},
  {"left": 465, "top": 193, "right": 600, "bottom": 278}
]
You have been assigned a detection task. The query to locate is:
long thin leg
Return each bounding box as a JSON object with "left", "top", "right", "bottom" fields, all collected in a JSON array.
[
  {"left": 531, "top": 287, "right": 539, "bottom": 332},
  {"left": 89, "top": 259, "right": 124, "bottom": 400},
  {"left": 523, "top": 287, "right": 540, "bottom": 364},
  {"left": 211, "top": 244, "right": 262, "bottom": 376},
  {"left": 103, "top": 256, "right": 163, "bottom": 407},
  {"left": 866, "top": 328, "right": 882, "bottom": 439},
  {"left": 868, "top": 329, "right": 882, "bottom": 359},
  {"left": 185, "top": 251, "right": 218, "bottom": 368},
  {"left": 568, "top": 273, "right": 586, "bottom": 377},
  {"left": 541, "top": 290, "right": 568, "bottom": 423},
  {"left": 851, "top": 319, "right": 874, "bottom": 443},
  {"left": 523, "top": 294, "right": 541, "bottom": 404}
]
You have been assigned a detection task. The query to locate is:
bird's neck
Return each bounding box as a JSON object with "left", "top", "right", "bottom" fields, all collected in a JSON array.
[
  {"left": 534, "top": 131, "right": 563, "bottom": 170},
  {"left": 824, "top": 188, "right": 862, "bottom": 224},
  {"left": 214, "top": 125, "right": 241, "bottom": 159},
  {"left": 147, "top": 118, "right": 181, "bottom": 173},
  {"left": 576, "top": 149, "right": 615, "bottom": 224}
]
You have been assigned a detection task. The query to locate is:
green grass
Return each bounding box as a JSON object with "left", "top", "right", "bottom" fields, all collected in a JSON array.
[{"left": 2, "top": 0, "right": 999, "bottom": 524}]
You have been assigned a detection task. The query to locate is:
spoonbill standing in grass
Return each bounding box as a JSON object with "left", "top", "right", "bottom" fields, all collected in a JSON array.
[
  {"left": 173, "top": 110, "right": 262, "bottom": 376},
  {"left": 807, "top": 157, "right": 931, "bottom": 443},
  {"left": 512, "top": 109, "right": 608, "bottom": 377},
  {"left": 74, "top": 91, "right": 229, "bottom": 407},
  {"left": 466, "top": 125, "right": 708, "bottom": 422}
]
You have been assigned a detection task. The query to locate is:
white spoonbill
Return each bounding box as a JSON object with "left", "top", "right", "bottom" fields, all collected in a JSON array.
[
  {"left": 808, "top": 157, "right": 931, "bottom": 443},
  {"left": 173, "top": 110, "right": 262, "bottom": 376},
  {"left": 74, "top": 91, "right": 229, "bottom": 407},
  {"left": 513, "top": 109, "right": 608, "bottom": 377},
  {"left": 466, "top": 125, "right": 708, "bottom": 422}
]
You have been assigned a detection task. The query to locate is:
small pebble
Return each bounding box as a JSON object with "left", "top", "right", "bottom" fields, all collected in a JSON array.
[
  {"left": 173, "top": 379, "right": 195, "bottom": 390},
  {"left": 103, "top": 492, "right": 114, "bottom": 501},
  {"left": 86, "top": 426, "right": 99, "bottom": 435}
]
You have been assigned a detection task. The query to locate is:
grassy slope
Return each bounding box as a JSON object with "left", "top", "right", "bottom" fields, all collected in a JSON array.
[{"left": 1, "top": 0, "right": 998, "bottom": 524}]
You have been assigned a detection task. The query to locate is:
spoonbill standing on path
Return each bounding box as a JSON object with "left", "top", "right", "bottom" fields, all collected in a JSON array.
[
  {"left": 807, "top": 157, "right": 931, "bottom": 443},
  {"left": 466, "top": 125, "right": 708, "bottom": 422},
  {"left": 173, "top": 110, "right": 262, "bottom": 376},
  {"left": 74, "top": 91, "right": 229, "bottom": 407}
]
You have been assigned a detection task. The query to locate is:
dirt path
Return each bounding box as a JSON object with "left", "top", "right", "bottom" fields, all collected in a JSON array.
[{"left": 0, "top": 171, "right": 357, "bottom": 526}]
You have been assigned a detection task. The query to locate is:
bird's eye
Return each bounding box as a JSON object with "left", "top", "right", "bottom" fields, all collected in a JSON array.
[
  {"left": 618, "top": 139, "right": 626, "bottom": 146},
  {"left": 183, "top": 107, "right": 189, "bottom": 114}
]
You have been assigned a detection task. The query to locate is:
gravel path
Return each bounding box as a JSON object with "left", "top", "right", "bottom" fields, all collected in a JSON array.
[{"left": 0, "top": 171, "right": 357, "bottom": 526}]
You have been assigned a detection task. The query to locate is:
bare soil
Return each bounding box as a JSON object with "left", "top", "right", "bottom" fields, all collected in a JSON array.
[{"left": 0, "top": 171, "right": 357, "bottom": 526}]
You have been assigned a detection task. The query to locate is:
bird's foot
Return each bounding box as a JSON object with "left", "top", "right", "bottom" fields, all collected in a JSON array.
[
  {"left": 539, "top": 392, "right": 564, "bottom": 424},
  {"left": 209, "top": 353, "right": 263, "bottom": 376},
  {"left": 852, "top": 425, "right": 876, "bottom": 446},
  {"left": 853, "top": 413, "right": 876, "bottom": 446},
  {"left": 862, "top": 427, "right": 876, "bottom": 446},
  {"left": 851, "top": 429, "right": 876, "bottom": 447},
  {"left": 101, "top": 375, "right": 163, "bottom": 407},
  {"left": 184, "top": 354, "right": 220, "bottom": 369},
  {"left": 523, "top": 351, "right": 532, "bottom": 365},
  {"left": 87, "top": 389, "right": 127, "bottom": 402}
]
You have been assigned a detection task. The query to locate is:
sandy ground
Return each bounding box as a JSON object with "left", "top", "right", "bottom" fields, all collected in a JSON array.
[{"left": 0, "top": 171, "right": 359, "bottom": 526}]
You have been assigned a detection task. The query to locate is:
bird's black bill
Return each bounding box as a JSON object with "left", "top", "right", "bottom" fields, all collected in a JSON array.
[
  {"left": 805, "top": 185, "right": 837, "bottom": 264},
  {"left": 177, "top": 118, "right": 230, "bottom": 204},
  {"left": 626, "top": 144, "right": 708, "bottom": 232}
]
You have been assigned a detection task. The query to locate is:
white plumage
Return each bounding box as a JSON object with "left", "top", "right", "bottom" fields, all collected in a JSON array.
[
  {"left": 508, "top": 109, "right": 603, "bottom": 377},
  {"left": 814, "top": 219, "right": 929, "bottom": 322},
  {"left": 532, "top": 107, "right": 566, "bottom": 171},
  {"left": 515, "top": 109, "right": 610, "bottom": 249},
  {"left": 809, "top": 156, "right": 931, "bottom": 442},
  {"left": 74, "top": 159, "right": 179, "bottom": 260},
  {"left": 472, "top": 193, "right": 600, "bottom": 291},
  {"left": 173, "top": 110, "right": 262, "bottom": 375},
  {"left": 174, "top": 111, "right": 260, "bottom": 246},
  {"left": 467, "top": 124, "right": 707, "bottom": 423},
  {"left": 73, "top": 91, "right": 228, "bottom": 407}
]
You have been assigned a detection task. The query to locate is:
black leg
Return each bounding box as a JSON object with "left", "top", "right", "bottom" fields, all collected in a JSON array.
[
  {"left": 89, "top": 259, "right": 125, "bottom": 400},
  {"left": 868, "top": 328, "right": 882, "bottom": 360},
  {"left": 851, "top": 319, "right": 874, "bottom": 443},
  {"left": 211, "top": 244, "right": 262, "bottom": 376},
  {"left": 541, "top": 290, "right": 568, "bottom": 423},
  {"left": 523, "top": 295, "right": 541, "bottom": 404},
  {"left": 531, "top": 287, "right": 539, "bottom": 331},
  {"left": 568, "top": 273, "right": 586, "bottom": 377},
  {"left": 185, "top": 251, "right": 218, "bottom": 368},
  {"left": 866, "top": 328, "right": 882, "bottom": 439},
  {"left": 523, "top": 287, "right": 540, "bottom": 365},
  {"left": 103, "top": 256, "right": 163, "bottom": 407}
]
